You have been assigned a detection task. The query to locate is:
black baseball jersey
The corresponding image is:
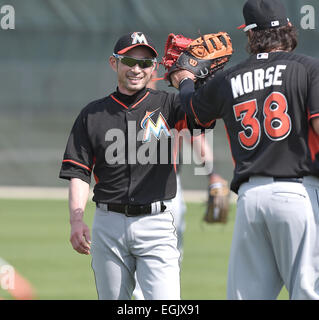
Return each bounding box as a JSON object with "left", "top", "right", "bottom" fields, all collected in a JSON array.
[
  {"left": 180, "top": 51, "right": 319, "bottom": 193},
  {"left": 59, "top": 87, "right": 210, "bottom": 204}
]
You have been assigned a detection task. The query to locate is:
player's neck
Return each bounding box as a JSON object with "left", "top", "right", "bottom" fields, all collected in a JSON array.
[{"left": 115, "top": 86, "right": 147, "bottom": 104}]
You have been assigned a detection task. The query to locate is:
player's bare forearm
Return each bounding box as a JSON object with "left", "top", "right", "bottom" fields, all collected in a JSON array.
[
  {"left": 191, "top": 134, "right": 214, "bottom": 175},
  {"left": 69, "top": 178, "right": 89, "bottom": 221},
  {"left": 69, "top": 178, "right": 91, "bottom": 255}
]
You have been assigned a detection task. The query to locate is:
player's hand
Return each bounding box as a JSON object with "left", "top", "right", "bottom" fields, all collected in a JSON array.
[
  {"left": 170, "top": 70, "right": 195, "bottom": 89},
  {"left": 70, "top": 220, "right": 91, "bottom": 255}
]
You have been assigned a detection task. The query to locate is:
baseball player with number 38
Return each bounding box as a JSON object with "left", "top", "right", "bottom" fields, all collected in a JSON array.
[{"left": 170, "top": 0, "right": 319, "bottom": 299}]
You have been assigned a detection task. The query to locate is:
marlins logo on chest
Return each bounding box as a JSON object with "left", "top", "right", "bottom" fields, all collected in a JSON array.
[{"left": 140, "top": 108, "right": 171, "bottom": 143}]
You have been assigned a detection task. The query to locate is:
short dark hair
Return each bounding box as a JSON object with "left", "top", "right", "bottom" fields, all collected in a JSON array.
[{"left": 247, "top": 24, "right": 298, "bottom": 54}]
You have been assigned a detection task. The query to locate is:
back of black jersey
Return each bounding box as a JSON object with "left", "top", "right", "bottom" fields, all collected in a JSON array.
[{"left": 190, "top": 51, "right": 319, "bottom": 192}]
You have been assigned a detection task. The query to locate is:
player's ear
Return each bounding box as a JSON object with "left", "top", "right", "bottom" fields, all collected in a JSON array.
[{"left": 109, "top": 56, "right": 118, "bottom": 72}]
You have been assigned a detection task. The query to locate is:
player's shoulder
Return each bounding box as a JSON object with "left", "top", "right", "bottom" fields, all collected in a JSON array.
[
  {"left": 146, "top": 88, "right": 178, "bottom": 103},
  {"left": 222, "top": 57, "right": 253, "bottom": 77},
  {"left": 284, "top": 51, "right": 319, "bottom": 69},
  {"left": 284, "top": 51, "right": 319, "bottom": 62},
  {"left": 222, "top": 51, "right": 319, "bottom": 77},
  {"left": 147, "top": 88, "right": 176, "bottom": 98},
  {"left": 79, "top": 95, "right": 113, "bottom": 116}
]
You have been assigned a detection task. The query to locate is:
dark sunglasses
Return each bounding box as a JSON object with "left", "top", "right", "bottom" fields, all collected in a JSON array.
[{"left": 113, "top": 53, "right": 156, "bottom": 69}]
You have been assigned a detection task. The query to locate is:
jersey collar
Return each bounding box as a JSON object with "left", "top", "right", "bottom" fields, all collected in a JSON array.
[{"left": 112, "top": 87, "right": 148, "bottom": 109}]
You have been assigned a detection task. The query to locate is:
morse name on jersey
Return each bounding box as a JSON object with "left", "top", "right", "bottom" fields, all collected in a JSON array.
[{"left": 231, "top": 64, "right": 287, "bottom": 99}]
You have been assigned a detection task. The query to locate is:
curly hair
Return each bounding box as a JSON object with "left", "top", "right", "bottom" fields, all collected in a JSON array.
[{"left": 247, "top": 24, "right": 298, "bottom": 54}]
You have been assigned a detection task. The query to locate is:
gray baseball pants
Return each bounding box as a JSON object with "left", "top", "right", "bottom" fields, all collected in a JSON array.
[
  {"left": 90, "top": 200, "right": 180, "bottom": 300},
  {"left": 227, "top": 176, "right": 319, "bottom": 300}
]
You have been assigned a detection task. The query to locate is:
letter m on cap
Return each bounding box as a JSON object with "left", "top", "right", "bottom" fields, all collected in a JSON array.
[{"left": 131, "top": 32, "right": 148, "bottom": 45}]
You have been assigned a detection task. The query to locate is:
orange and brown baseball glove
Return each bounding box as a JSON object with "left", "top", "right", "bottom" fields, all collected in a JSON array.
[{"left": 161, "top": 32, "right": 233, "bottom": 87}]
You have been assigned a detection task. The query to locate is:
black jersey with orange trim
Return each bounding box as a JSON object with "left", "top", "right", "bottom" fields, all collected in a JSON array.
[
  {"left": 59, "top": 87, "right": 211, "bottom": 204},
  {"left": 180, "top": 51, "right": 319, "bottom": 193}
]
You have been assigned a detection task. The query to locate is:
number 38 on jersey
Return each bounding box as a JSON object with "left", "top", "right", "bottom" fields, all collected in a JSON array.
[{"left": 233, "top": 92, "right": 291, "bottom": 150}]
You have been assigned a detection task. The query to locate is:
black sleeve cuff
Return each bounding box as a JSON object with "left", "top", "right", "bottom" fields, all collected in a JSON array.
[{"left": 59, "top": 162, "right": 92, "bottom": 184}]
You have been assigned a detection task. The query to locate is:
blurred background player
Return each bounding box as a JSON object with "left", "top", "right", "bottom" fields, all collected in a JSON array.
[
  {"left": 133, "top": 71, "right": 218, "bottom": 300},
  {"left": 146, "top": 71, "right": 215, "bottom": 254},
  {"left": 0, "top": 257, "right": 35, "bottom": 300}
]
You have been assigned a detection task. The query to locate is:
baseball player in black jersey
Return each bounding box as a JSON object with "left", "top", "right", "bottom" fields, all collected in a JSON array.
[
  {"left": 59, "top": 32, "right": 211, "bottom": 300},
  {"left": 171, "top": 0, "right": 319, "bottom": 299}
]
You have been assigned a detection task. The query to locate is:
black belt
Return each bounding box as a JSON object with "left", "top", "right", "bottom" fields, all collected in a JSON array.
[
  {"left": 97, "top": 202, "right": 167, "bottom": 216},
  {"left": 274, "top": 177, "right": 303, "bottom": 183}
]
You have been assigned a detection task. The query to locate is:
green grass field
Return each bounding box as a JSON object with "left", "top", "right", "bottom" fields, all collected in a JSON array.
[{"left": 0, "top": 199, "right": 288, "bottom": 300}]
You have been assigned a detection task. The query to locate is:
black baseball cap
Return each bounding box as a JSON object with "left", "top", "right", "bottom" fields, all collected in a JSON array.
[
  {"left": 238, "top": 0, "right": 290, "bottom": 32},
  {"left": 113, "top": 32, "right": 158, "bottom": 57}
]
